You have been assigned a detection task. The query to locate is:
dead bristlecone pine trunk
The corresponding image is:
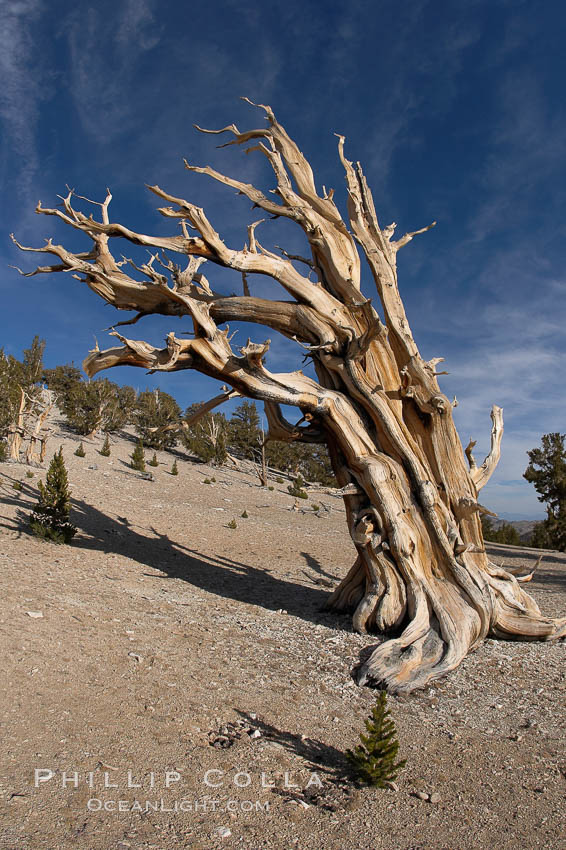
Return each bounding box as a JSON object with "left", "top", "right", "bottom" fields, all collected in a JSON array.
[{"left": 13, "top": 99, "right": 566, "bottom": 693}]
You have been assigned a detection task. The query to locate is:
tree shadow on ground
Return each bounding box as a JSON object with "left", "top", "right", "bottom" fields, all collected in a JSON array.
[
  {"left": 300, "top": 551, "right": 341, "bottom": 586},
  {"left": 486, "top": 543, "right": 566, "bottom": 591},
  {"left": 236, "top": 710, "right": 349, "bottom": 778},
  {"left": 0, "top": 489, "right": 351, "bottom": 631},
  {"left": 486, "top": 542, "right": 566, "bottom": 566},
  {"left": 233, "top": 710, "right": 361, "bottom": 808},
  {"left": 519, "top": 568, "right": 566, "bottom": 592}
]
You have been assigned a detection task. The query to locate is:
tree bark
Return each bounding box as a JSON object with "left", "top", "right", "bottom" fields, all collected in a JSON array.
[
  {"left": 25, "top": 399, "right": 53, "bottom": 465},
  {"left": 14, "top": 101, "right": 566, "bottom": 693},
  {"left": 7, "top": 388, "right": 26, "bottom": 461}
]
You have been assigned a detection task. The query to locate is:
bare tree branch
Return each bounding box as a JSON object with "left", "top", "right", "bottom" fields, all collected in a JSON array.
[{"left": 470, "top": 405, "right": 504, "bottom": 491}]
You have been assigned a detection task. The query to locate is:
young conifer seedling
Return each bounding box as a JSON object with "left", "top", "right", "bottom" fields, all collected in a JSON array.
[
  {"left": 130, "top": 440, "right": 146, "bottom": 472},
  {"left": 171, "top": 459, "right": 179, "bottom": 475},
  {"left": 74, "top": 442, "right": 86, "bottom": 457},
  {"left": 148, "top": 452, "right": 159, "bottom": 467},
  {"left": 346, "top": 691, "right": 406, "bottom": 788},
  {"left": 99, "top": 434, "right": 111, "bottom": 457},
  {"left": 30, "top": 447, "right": 77, "bottom": 544}
]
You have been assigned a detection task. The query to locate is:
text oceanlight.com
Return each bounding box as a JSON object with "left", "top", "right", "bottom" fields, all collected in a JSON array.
[{"left": 85, "top": 798, "right": 270, "bottom": 813}]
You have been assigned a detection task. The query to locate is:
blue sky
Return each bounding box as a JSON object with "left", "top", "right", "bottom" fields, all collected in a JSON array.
[{"left": 1, "top": 0, "right": 565, "bottom": 518}]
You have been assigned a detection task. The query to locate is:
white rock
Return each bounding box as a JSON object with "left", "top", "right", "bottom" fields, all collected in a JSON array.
[{"left": 214, "top": 826, "right": 231, "bottom": 838}]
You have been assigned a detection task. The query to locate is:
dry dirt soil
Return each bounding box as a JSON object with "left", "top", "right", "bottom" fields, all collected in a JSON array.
[{"left": 1, "top": 419, "right": 565, "bottom": 850}]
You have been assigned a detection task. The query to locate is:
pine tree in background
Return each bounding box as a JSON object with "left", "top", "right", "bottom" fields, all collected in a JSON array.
[
  {"left": 228, "top": 400, "right": 261, "bottom": 461},
  {"left": 42, "top": 362, "right": 82, "bottom": 397},
  {"left": 346, "top": 691, "right": 406, "bottom": 787},
  {"left": 135, "top": 389, "right": 181, "bottom": 449},
  {"left": 171, "top": 459, "right": 179, "bottom": 475},
  {"left": 99, "top": 434, "right": 111, "bottom": 457},
  {"left": 74, "top": 442, "right": 86, "bottom": 457},
  {"left": 30, "top": 447, "right": 77, "bottom": 544},
  {"left": 183, "top": 403, "right": 228, "bottom": 465},
  {"left": 59, "top": 378, "right": 134, "bottom": 437},
  {"left": 148, "top": 452, "right": 159, "bottom": 467},
  {"left": 130, "top": 440, "right": 146, "bottom": 472},
  {"left": 524, "top": 433, "right": 566, "bottom": 552}
]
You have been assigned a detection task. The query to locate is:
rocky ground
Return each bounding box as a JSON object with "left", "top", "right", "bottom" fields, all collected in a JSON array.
[{"left": 0, "top": 418, "right": 565, "bottom": 850}]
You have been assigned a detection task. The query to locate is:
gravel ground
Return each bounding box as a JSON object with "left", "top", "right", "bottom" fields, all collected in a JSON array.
[{"left": 0, "top": 419, "right": 565, "bottom": 850}]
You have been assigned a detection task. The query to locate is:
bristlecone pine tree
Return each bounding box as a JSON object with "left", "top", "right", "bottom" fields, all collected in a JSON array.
[
  {"left": 99, "top": 434, "right": 111, "bottom": 456},
  {"left": 346, "top": 691, "right": 406, "bottom": 787},
  {"left": 13, "top": 100, "right": 566, "bottom": 692},
  {"left": 30, "top": 447, "right": 77, "bottom": 544}
]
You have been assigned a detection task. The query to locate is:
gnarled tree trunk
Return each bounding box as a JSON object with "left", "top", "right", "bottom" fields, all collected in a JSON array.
[
  {"left": 13, "top": 100, "right": 565, "bottom": 692},
  {"left": 7, "top": 386, "right": 52, "bottom": 465}
]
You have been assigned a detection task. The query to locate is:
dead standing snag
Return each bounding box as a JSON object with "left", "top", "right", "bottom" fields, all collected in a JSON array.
[{"left": 14, "top": 101, "right": 566, "bottom": 693}]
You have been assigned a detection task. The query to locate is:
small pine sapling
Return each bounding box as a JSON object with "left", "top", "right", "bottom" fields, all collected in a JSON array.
[
  {"left": 12, "top": 480, "right": 23, "bottom": 491},
  {"left": 99, "top": 434, "right": 111, "bottom": 457},
  {"left": 241, "top": 509, "right": 248, "bottom": 518},
  {"left": 130, "top": 440, "right": 146, "bottom": 472},
  {"left": 288, "top": 474, "right": 308, "bottom": 499},
  {"left": 26, "top": 471, "right": 34, "bottom": 478},
  {"left": 148, "top": 452, "right": 159, "bottom": 467},
  {"left": 346, "top": 691, "right": 406, "bottom": 788},
  {"left": 30, "top": 447, "right": 77, "bottom": 544},
  {"left": 74, "top": 442, "right": 86, "bottom": 457},
  {"left": 227, "top": 519, "right": 237, "bottom": 529},
  {"left": 171, "top": 459, "right": 179, "bottom": 475}
]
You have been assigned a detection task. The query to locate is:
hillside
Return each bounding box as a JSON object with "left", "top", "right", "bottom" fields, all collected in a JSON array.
[{"left": 1, "top": 415, "right": 565, "bottom": 850}]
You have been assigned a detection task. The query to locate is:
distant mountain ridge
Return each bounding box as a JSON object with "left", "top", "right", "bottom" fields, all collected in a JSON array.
[{"left": 491, "top": 518, "right": 539, "bottom": 544}]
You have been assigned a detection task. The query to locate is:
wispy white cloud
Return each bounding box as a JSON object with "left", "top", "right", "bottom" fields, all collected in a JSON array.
[
  {"left": 0, "top": 0, "right": 46, "bottom": 199},
  {"left": 114, "top": 0, "right": 160, "bottom": 50},
  {"left": 470, "top": 70, "right": 566, "bottom": 241},
  {"left": 438, "top": 280, "right": 566, "bottom": 517},
  {"left": 359, "top": 8, "right": 482, "bottom": 191},
  {"left": 65, "top": 1, "right": 161, "bottom": 141}
]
